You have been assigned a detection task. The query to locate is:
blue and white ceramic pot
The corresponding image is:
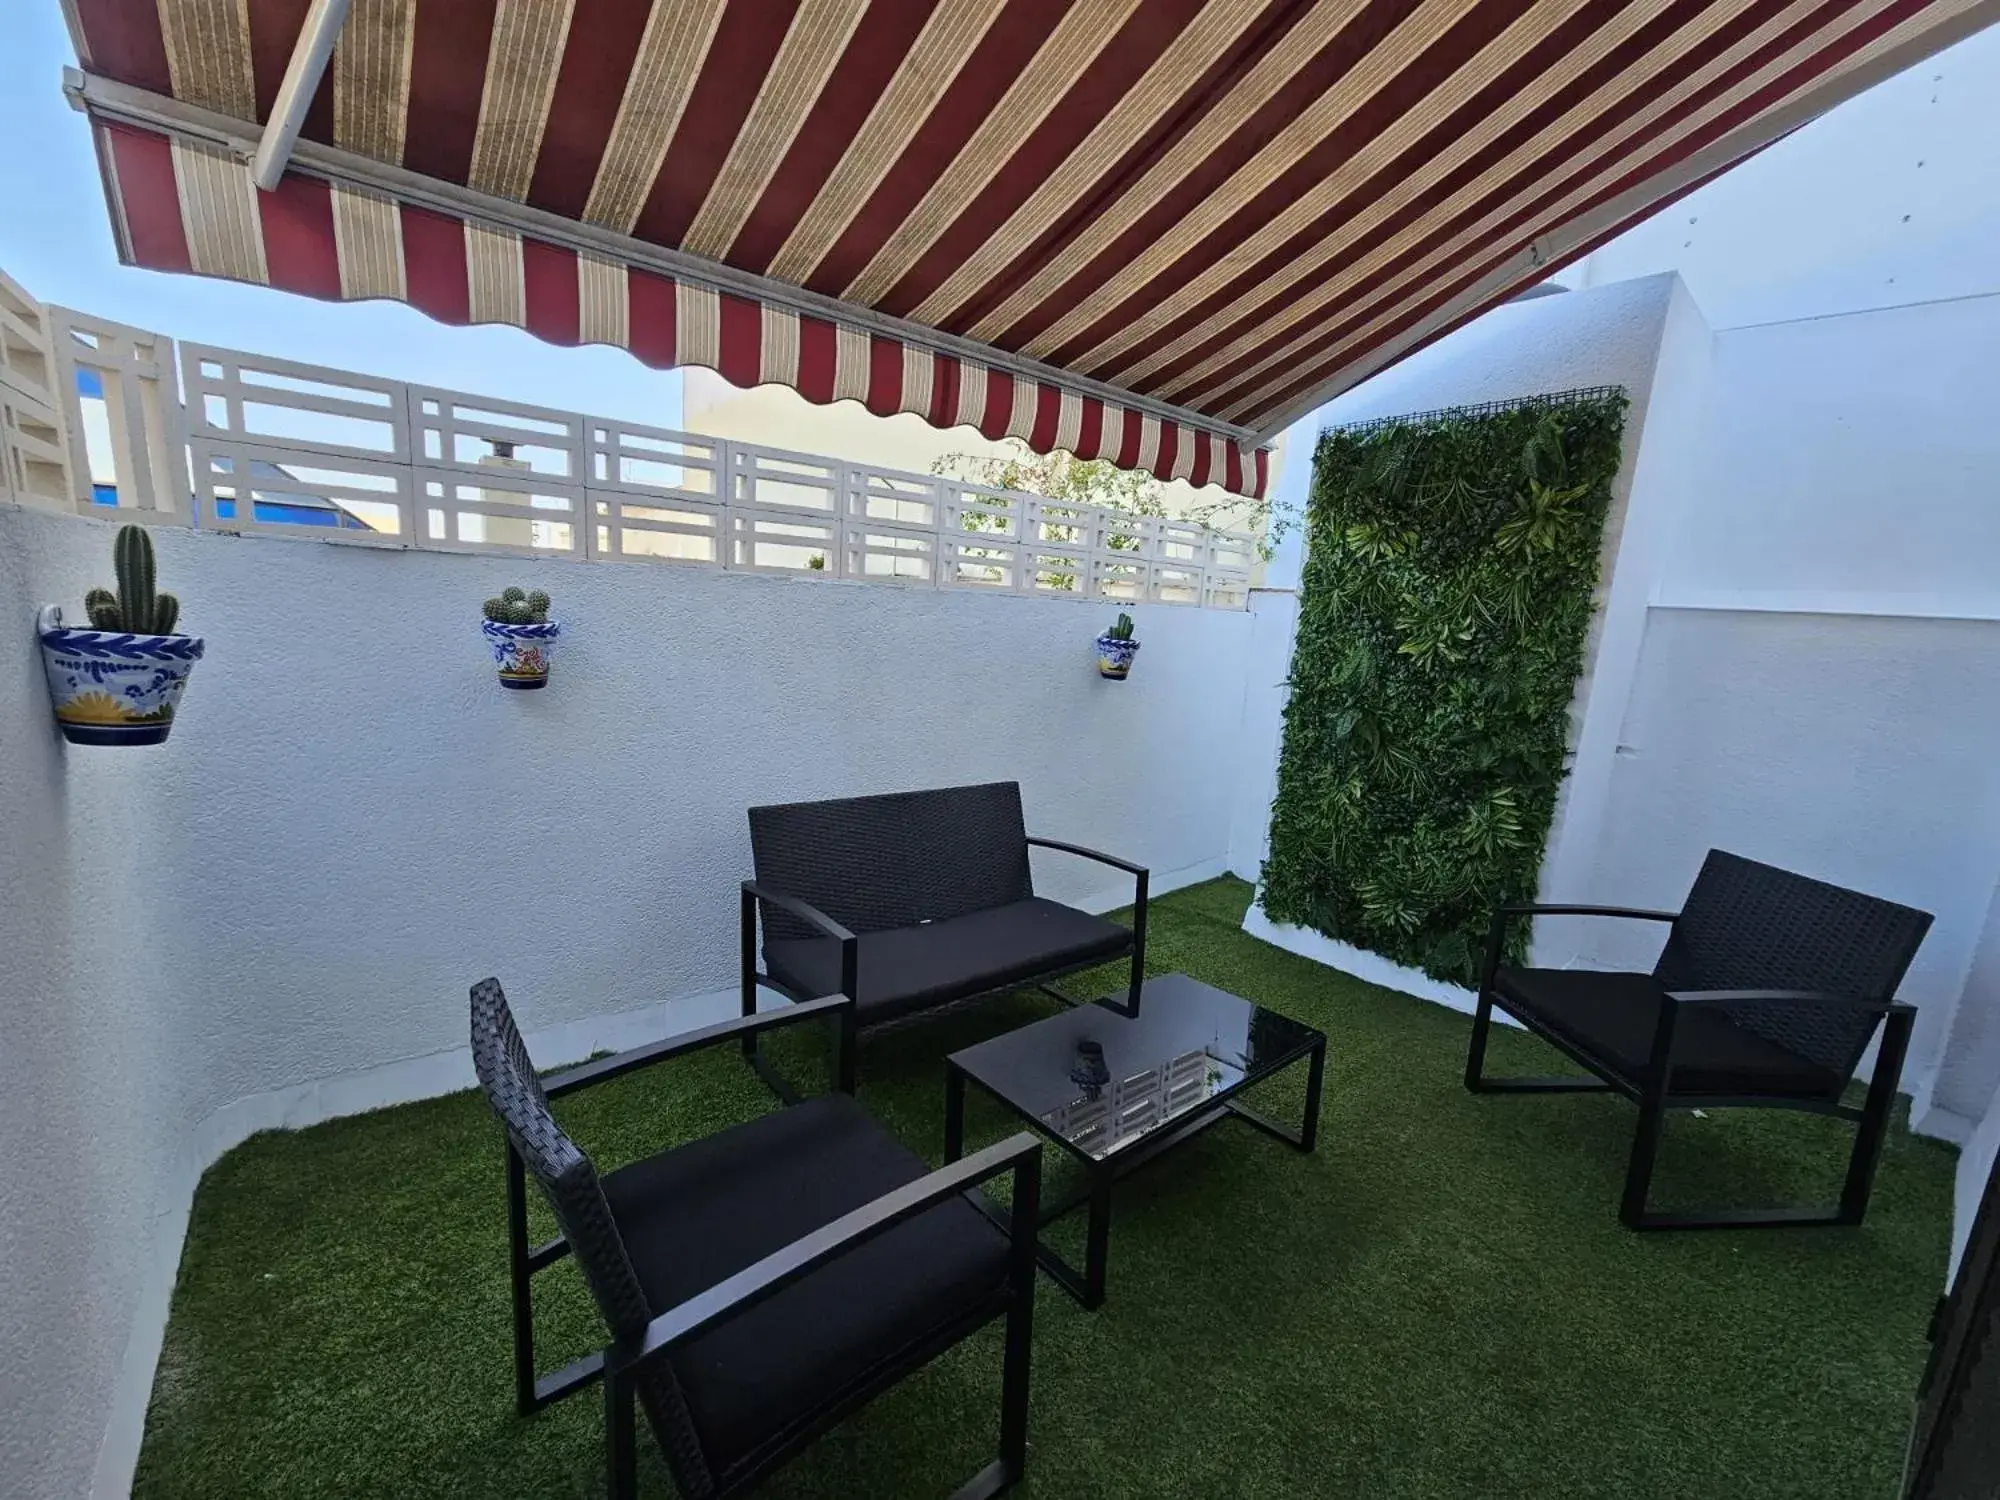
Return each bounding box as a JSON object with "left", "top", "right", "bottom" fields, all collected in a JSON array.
[
  {"left": 37, "top": 604, "right": 206, "bottom": 746},
  {"left": 1095, "top": 634, "right": 1140, "bottom": 680},
  {"left": 482, "top": 618, "right": 562, "bottom": 689}
]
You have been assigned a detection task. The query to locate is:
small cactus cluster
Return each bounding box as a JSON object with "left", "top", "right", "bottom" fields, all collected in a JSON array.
[
  {"left": 83, "top": 523, "right": 181, "bottom": 635},
  {"left": 1105, "top": 611, "right": 1136, "bottom": 642},
  {"left": 482, "top": 585, "right": 552, "bottom": 625}
]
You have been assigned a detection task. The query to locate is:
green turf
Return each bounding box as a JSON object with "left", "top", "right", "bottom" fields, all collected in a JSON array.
[{"left": 134, "top": 878, "right": 1955, "bottom": 1498}]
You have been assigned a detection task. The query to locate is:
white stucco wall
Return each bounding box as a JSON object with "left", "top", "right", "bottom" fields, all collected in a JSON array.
[
  {"left": 0, "top": 503, "right": 1255, "bottom": 1498},
  {"left": 1567, "top": 295, "right": 2000, "bottom": 1119},
  {"left": 1567, "top": 25, "right": 2000, "bottom": 329}
]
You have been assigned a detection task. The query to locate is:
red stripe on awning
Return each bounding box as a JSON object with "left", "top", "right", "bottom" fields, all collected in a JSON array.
[
  {"left": 103, "top": 124, "right": 190, "bottom": 272},
  {"left": 400, "top": 205, "right": 472, "bottom": 326},
  {"left": 626, "top": 267, "right": 678, "bottom": 369},
  {"left": 260, "top": 174, "right": 342, "bottom": 300},
  {"left": 522, "top": 240, "right": 582, "bottom": 346}
]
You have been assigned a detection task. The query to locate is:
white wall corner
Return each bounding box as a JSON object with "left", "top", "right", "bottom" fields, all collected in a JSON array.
[{"left": 1533, "top": 275, "right": 1714, "bottom": 969}]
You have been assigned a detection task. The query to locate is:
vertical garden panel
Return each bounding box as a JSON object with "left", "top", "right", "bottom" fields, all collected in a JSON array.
[{"left": 1260, "top": 389, "right": 1629, "bottom": 984}]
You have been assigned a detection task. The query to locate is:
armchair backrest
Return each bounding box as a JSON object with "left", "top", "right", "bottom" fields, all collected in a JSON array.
[
  {"left": 747, "top": 781, "right": 1033, "bottom": 941},
  {"left": 1655, "top": 851, "right": 1933, "bottom": 1080},
  {"left": 469, "top": 980, "right": 713, "bottom": 1497}
]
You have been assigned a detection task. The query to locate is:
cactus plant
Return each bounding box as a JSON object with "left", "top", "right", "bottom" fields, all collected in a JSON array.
[
  {"left": 1106, "top": 611, "right": 1136, "bottom": 642},
  {"left": 482, "top": 586, "right": 551, "bottom": 625},
  {"left": 77, "top": 525, "right": 183, "bottom": 635}
]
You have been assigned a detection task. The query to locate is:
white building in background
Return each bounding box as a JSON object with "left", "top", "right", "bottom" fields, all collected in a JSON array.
[{"left": 1235, "top": 21, "right": 2000, "bottom": 1272}]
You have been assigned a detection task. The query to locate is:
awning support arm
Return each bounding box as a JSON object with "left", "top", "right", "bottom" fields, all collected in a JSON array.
[{"left": 251, "top": 0, "right": 352, "bottom": 192}]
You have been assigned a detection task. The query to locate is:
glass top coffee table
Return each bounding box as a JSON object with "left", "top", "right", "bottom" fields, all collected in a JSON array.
[{"left": 944, "top": 973, "right": 1326, "bottom": 1309}]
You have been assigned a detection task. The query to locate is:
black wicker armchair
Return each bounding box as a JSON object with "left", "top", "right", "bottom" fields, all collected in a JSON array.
[
  {"left": 470, "top": 979, "right": 1043, "bottom": 1499},
  {"left": 1466, "top": 849, "right": 1932, "bottom": 1230},
  {"left": 741, "top": 782, "right": 1147, "bottom": 1093}
]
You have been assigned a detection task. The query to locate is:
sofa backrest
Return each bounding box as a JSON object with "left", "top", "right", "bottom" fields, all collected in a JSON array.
[
  {"left": 1654, "top": 849, "right": 1932, "bottom": 1080},
  {"left": 748, "top": 781, "right": 1033, "bottom": 941}
]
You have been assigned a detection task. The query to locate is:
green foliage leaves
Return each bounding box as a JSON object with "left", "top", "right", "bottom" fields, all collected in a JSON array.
[{"left": 1260, "top": 393, "right": 1628, "bottom": 985}]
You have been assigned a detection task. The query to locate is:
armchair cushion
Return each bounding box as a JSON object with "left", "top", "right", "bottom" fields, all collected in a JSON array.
[
  {"left": 1495, "top": 967, "right": 1844, "bottom": 1099},
  {"left": 601, "top": 1092, "right": 1009, "bottom": 1477},
  {"left": 764, "top": 896, "right": 1132, "bottom": 1022}
]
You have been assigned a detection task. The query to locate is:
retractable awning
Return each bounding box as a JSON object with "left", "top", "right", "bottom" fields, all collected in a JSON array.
[{"left": 60, "top": 0, "right": 1999, "bottom": 500}]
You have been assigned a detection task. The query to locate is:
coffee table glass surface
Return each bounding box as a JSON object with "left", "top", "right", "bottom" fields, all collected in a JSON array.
[
  {"left": 949, "top": 973, "right": 1321, "bottom": 1161},
  {"left": 944, "top": 973, "right": 1326, "bottom": 1307}
]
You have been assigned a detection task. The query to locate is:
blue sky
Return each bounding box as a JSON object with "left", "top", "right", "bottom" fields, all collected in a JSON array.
[{"left": 1, "top": 7, "right": 684, "bottom": 429}]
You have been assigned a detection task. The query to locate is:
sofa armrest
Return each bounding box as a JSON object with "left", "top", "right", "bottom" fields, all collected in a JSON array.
[{"left": 1026, "top": 836, "right": 1148, "bottom": 879}]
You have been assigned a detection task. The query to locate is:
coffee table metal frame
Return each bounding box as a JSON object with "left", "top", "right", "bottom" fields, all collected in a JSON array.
[{"left": 943, "top": 981, "right": 1325, "bottom": 1309}]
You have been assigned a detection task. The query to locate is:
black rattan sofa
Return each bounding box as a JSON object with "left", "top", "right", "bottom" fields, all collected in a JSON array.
[
  {"left": 740, "top": 781, "right": 1147, "bottom": 1090},
  {"left": 1466, "top": 848, "right": 1932, "bottom": 1230},
  {"left": 471, "top": 978, "right": 1043, "bottom": 1499}
]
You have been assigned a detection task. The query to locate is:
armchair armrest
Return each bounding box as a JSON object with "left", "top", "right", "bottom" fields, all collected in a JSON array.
[
  {"left": 741, "top": 878, "right": 859, "bottom": 1001},
  {"left": 545, "top": 994, "right": 853, "bottom": 1099},
  {"left": 1495, "top": 903, "right": 1680, "bottom": 922},
  {"left": 1026, "top": 836, "right": 1148, "bottom": 879},
  {"left": 605, "top": 1131, "right": 1044, "bottom": 1376},
  {"left": 1482, "top": 902, "right": 1680, "bottom": 990},
  {"left": 1027, "top": 836, "right": 1149, "bottom": 1013},
  {"left": 1664, "top": 988, "right": 1912, "bottom": 1017}
]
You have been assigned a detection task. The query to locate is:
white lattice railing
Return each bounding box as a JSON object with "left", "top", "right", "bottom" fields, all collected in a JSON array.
[{"left": 4, "top": 266, "right": 1257, "bottom": 610}]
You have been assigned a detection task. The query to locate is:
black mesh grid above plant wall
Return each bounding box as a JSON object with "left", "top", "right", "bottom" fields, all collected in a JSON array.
[{"left": 1259, "top": 387, "right": 1629, "bottom": 985}]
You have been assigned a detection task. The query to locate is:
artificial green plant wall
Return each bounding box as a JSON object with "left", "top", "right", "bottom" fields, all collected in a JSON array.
[{"left": 1260, "top": 390, "right": 1629, "bottom": 985}]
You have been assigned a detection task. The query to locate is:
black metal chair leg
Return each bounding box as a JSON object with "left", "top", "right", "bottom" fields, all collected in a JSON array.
[
  {"left": 1620, "top": 1089, "right": 1670, "bottom": 1229},
  {"left": 1840, "top": 1008, "right": 1913, "bottom": 1225},
  {"left": 1464, "top": 990, "right": 1495, "bottom": 1091},
  {"left": 505, "top": 1144, "right": 537, "bottom": 1417},
  {"left": 999, "top": 1151, "right": 1041, "bottom": 1482},
  {"left": 604, "top": 1367, "right": 637, "bottom": 1500}
]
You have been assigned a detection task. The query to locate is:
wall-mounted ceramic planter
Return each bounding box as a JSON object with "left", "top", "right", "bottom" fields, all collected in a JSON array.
[
  {"left": 482, "top": 618, "right": 561, "bottom": 689},
  {"left": 37, "top": 604, "right": 206, "bottom": 745},
  {"left": 1095, "top": 635, "right": 1140, "bottom": 680}
]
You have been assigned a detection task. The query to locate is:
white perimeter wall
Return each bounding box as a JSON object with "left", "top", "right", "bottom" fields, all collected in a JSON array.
[{"left": 0, "top": 504, "right": 1256, "bottom": 1498}]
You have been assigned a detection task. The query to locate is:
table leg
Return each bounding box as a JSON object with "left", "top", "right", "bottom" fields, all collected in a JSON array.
[
  {"left": 945, "top": 1066, "right": 966, "bottom": 1164},
  {"left": 1300, "top": 1039, "right": 1326, "bottom": 1154},
  {"left": 1082, "top": 1171, "right": 1112, "bottom": 1310}
]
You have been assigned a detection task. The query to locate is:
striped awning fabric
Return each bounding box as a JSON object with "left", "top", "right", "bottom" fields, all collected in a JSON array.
[{"left": 64, "top": 0, "right": 1995, "bottom": 501}]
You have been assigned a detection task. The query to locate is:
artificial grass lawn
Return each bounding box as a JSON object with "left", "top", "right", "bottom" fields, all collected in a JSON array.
[{"left": 136, "top": 879, "right": 1954, "bottom": 1499}]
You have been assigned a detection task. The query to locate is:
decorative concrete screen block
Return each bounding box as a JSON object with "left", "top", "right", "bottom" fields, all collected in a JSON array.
[
  {"left": 725, "top": 506, "right": 839, "bottom": 574},
  {"left": 842, "top": 524, "right": 937, "bottom": 584},
  {"left": 594, "top": 494, "right": 723, "bottom": 565},
  {"left": 0, "top": 271, "right": 71, "bottom": 510},
  {"left": 183, "top": 345, "right": 409, "bottom": 467},
  {"left": 420, "top": 468, "right": 584, "bottom": 557},
  {"left": 57, "top": 308, "right": 185, "bottom": 516},
  {"left": 1092, "top": 555, "right": 1149, "bottom": 602},
  {"left": 190, "top": 438, "right": 415, "bottom": 539},
  {"left": 941, "top": 536, "right": 1021, "bottom": 591},
  {"left": 410, "top": 387, "right": 583, "bottom": 483},
  {"left": 1027, "top": 548, "right": 1090, "bottom": 596},
  {"left": 1205, "top": 574, "right": 1251, "bottom": 610},
  {"left": 847, "top": 468, "right": 940, "bottom": 529},
  {"left": 589, "top": 419, "right": 724, "bottom": 501},
  {"left": 1155, "top": 520, "right": 1208, "bottom": 567},
  {"left": 1151, "top": 563, "right": 1205, "bottom": 606},
  {"left": 942, "top": 485, "right": 1024, "bottom": 542},
  {"left": 1092, "top": 510, "right": 1154, "bottom": 558},
  {"left": 728, "top": 443, "right": 841, "bottom": 516}
]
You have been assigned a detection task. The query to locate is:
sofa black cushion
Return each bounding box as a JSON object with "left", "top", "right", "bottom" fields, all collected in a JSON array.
[
  {"left": 1495, "top": 967, "right": 1844, "bottom": 1099},
  {"left": 764, "top": 896, "right": 1133, "bottom": 1022},
  {"left": 601, "top": 1092, "right": 1010, "bottom": 1481}
]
